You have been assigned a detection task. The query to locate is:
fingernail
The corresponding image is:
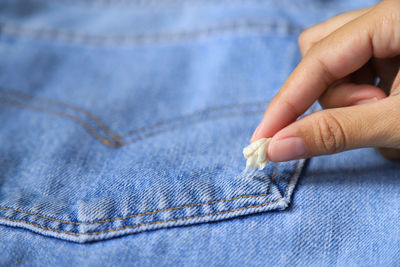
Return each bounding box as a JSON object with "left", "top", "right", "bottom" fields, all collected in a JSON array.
[
  {"left": 355, "top": 97, "right": 378, "bottom": 105},
  {"left": 268, "top": 137, "right": 306, "bottom": 162},
  {"left": 250, "top": 124, "right": 261, "bottom": 143}
]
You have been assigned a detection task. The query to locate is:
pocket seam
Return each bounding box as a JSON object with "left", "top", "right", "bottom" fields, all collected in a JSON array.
[
  {"left": 0, "top": 201, "right": 279, "bottom": 236},
  {"left": 0, "top": 164, "right": 277, "bottom": 226},
  {"left": 0, "top": 161, "right": 300, "bottom": 237}
]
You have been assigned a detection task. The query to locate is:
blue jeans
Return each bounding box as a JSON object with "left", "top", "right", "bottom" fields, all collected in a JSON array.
[{"left": 2, "top": 0, "right": 398, "bottom": 266}]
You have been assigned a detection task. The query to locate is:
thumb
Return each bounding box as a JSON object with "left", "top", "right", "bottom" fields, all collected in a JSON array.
[{"left": 266, "top": 96, "right": 400, "bottom": 162}]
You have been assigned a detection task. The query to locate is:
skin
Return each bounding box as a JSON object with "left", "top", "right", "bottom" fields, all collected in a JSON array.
[{"left": 251, "top": 0, "right": 400, "bottom": 162}]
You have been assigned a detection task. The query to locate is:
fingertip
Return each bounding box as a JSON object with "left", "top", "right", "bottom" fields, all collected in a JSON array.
[
  {"left": 351, "top": 85, "right": 387, "bottom": 106},
  {"left": 352, "top": 91, "right": 386, "bottom": 106},
  {"left": 354, "top": 97, "right": 379, "bottom": 105}
]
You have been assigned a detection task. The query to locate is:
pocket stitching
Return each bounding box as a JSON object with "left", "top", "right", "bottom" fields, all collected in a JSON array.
[
  {"left": 0, "top": 161, "right": 298, "bottom": 236},
  {"left": 0, "top": 202, "right": 279, "bottom": 236},
  {"left": 0, "top": 165, "right": 278, "bottom": 225}
]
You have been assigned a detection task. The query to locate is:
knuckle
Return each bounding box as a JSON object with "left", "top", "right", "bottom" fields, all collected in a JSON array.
[
  {"left": 379, "top": 0, "right": 400, "bottom": 14},
  {"left": 374, "top": 4, "right": 400, "bottom": 28},
  {"left": 314, "top": 113, "right": 347, "bottom": 154},
  {"left": 371, "top": 1, "right": 400, "bottom": 57}
]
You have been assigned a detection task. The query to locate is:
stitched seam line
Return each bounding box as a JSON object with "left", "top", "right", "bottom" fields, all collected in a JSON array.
[
  {"left": 121, "top": 101, "right": 266, "bottom": 138},
  {"left": 2, "top": 88, "right": 266, "bottom": 140},
  {"left": 0, "top": 96, "right": 116, "bottom": 147},
  {"left": 0, "top": 88, "right": 123, "bottom": 145},
  {"left": 0, "top": 161, "right": 299, "bottom": 236},
  {"left": 0, "top": 0, "right": 329, "bottom": 9},
  {"left": 1, "top": 96, "right": 263, "bottom": 147},
  {"left": 0, "top": 202, "right": 275, "bottom": 236},
  {"left": 0, "top": 89, "right": 266, "bottom": 147},
  {"left": 123, "top": 110, "right": 265, "bottom": 144},
  {"left": 0, "top": 166, "right": 278, "bottom": 225},
  {"left": 0, "top": 0, "right": 311, "bottom": 6},
  {"left": 0, "top": 21, "right": 301, "bottom": 45}
]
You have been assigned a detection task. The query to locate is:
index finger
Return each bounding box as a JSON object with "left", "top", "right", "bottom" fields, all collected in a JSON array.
[{"left": 251, "top": 8, "right": 376, "bottom": 142}]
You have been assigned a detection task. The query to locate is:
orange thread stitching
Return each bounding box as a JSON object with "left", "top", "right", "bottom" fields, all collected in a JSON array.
[
  {"left": 0, "top": 165, "right": 278, "bottom": 225},
  {"left": 0, "top": 193, "right": 269, "bottom": 225},
  {"left": 0, "top": 202, "right": 275, "bottom": 236},
  {"left": 0, "top": 96, "right": 115, "bottom": 147},
  {"left": 0, "top": 161, "right": 300, "bottom": 236},
  {"left": 0, "top": 88, "right": 124, "bottom": 145},
  {"left": 0, "top": 88, "right": 266, "bottom": 147}
]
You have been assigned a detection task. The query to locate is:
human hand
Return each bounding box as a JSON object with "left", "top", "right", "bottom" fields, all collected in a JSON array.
[{"left": 251, "top": 0, "right": 400, "bottom": 162}]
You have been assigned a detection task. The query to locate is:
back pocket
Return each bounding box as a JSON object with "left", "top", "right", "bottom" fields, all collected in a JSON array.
[{"left": 0, "top": 1, "right": 306, "bottom": 243}]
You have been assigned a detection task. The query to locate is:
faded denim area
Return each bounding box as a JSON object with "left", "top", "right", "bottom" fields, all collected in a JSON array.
[
  {"left": 2, "top": 1, "right": 398, "bottom": 266},
  {"left": 0, "top": 0, "right": 316, "bottom": 243}
]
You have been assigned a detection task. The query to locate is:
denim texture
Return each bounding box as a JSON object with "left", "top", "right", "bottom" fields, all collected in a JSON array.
[
  {"left": 2, "top": 0, "right": 396, "bottom": 266},
  {"left": 0, "top": 0, "right": 311, "bottom": 243},
  {"left": 2, "top": 149, "right": 400, "bottom": 266}
]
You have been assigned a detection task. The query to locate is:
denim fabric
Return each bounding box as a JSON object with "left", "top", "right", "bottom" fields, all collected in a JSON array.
[
  {"left": 3, "top": 148, "right": 400, "bottom": 266},
  {"left": 2, "top": 0, "right": 395, "bottom": 266},
  {"left": 0, "top": 0, "right": 312, "bottom": 243}
]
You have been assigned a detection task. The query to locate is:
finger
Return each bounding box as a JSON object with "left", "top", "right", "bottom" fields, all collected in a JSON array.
[
  {"left": 299, "top": 7, "right": 372, "bottom": 55},
  {"left": 376, "top": 147, "right": 400, "bottom": 161},
  {"left": 266, "top": 95, "right": 400, "bottom": 162},
  {"left": 251, "top": 2, "right": 400, "bottom": 143},
  {"left": 318, "top": 83, "right": 386, "bottom": 109}
]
